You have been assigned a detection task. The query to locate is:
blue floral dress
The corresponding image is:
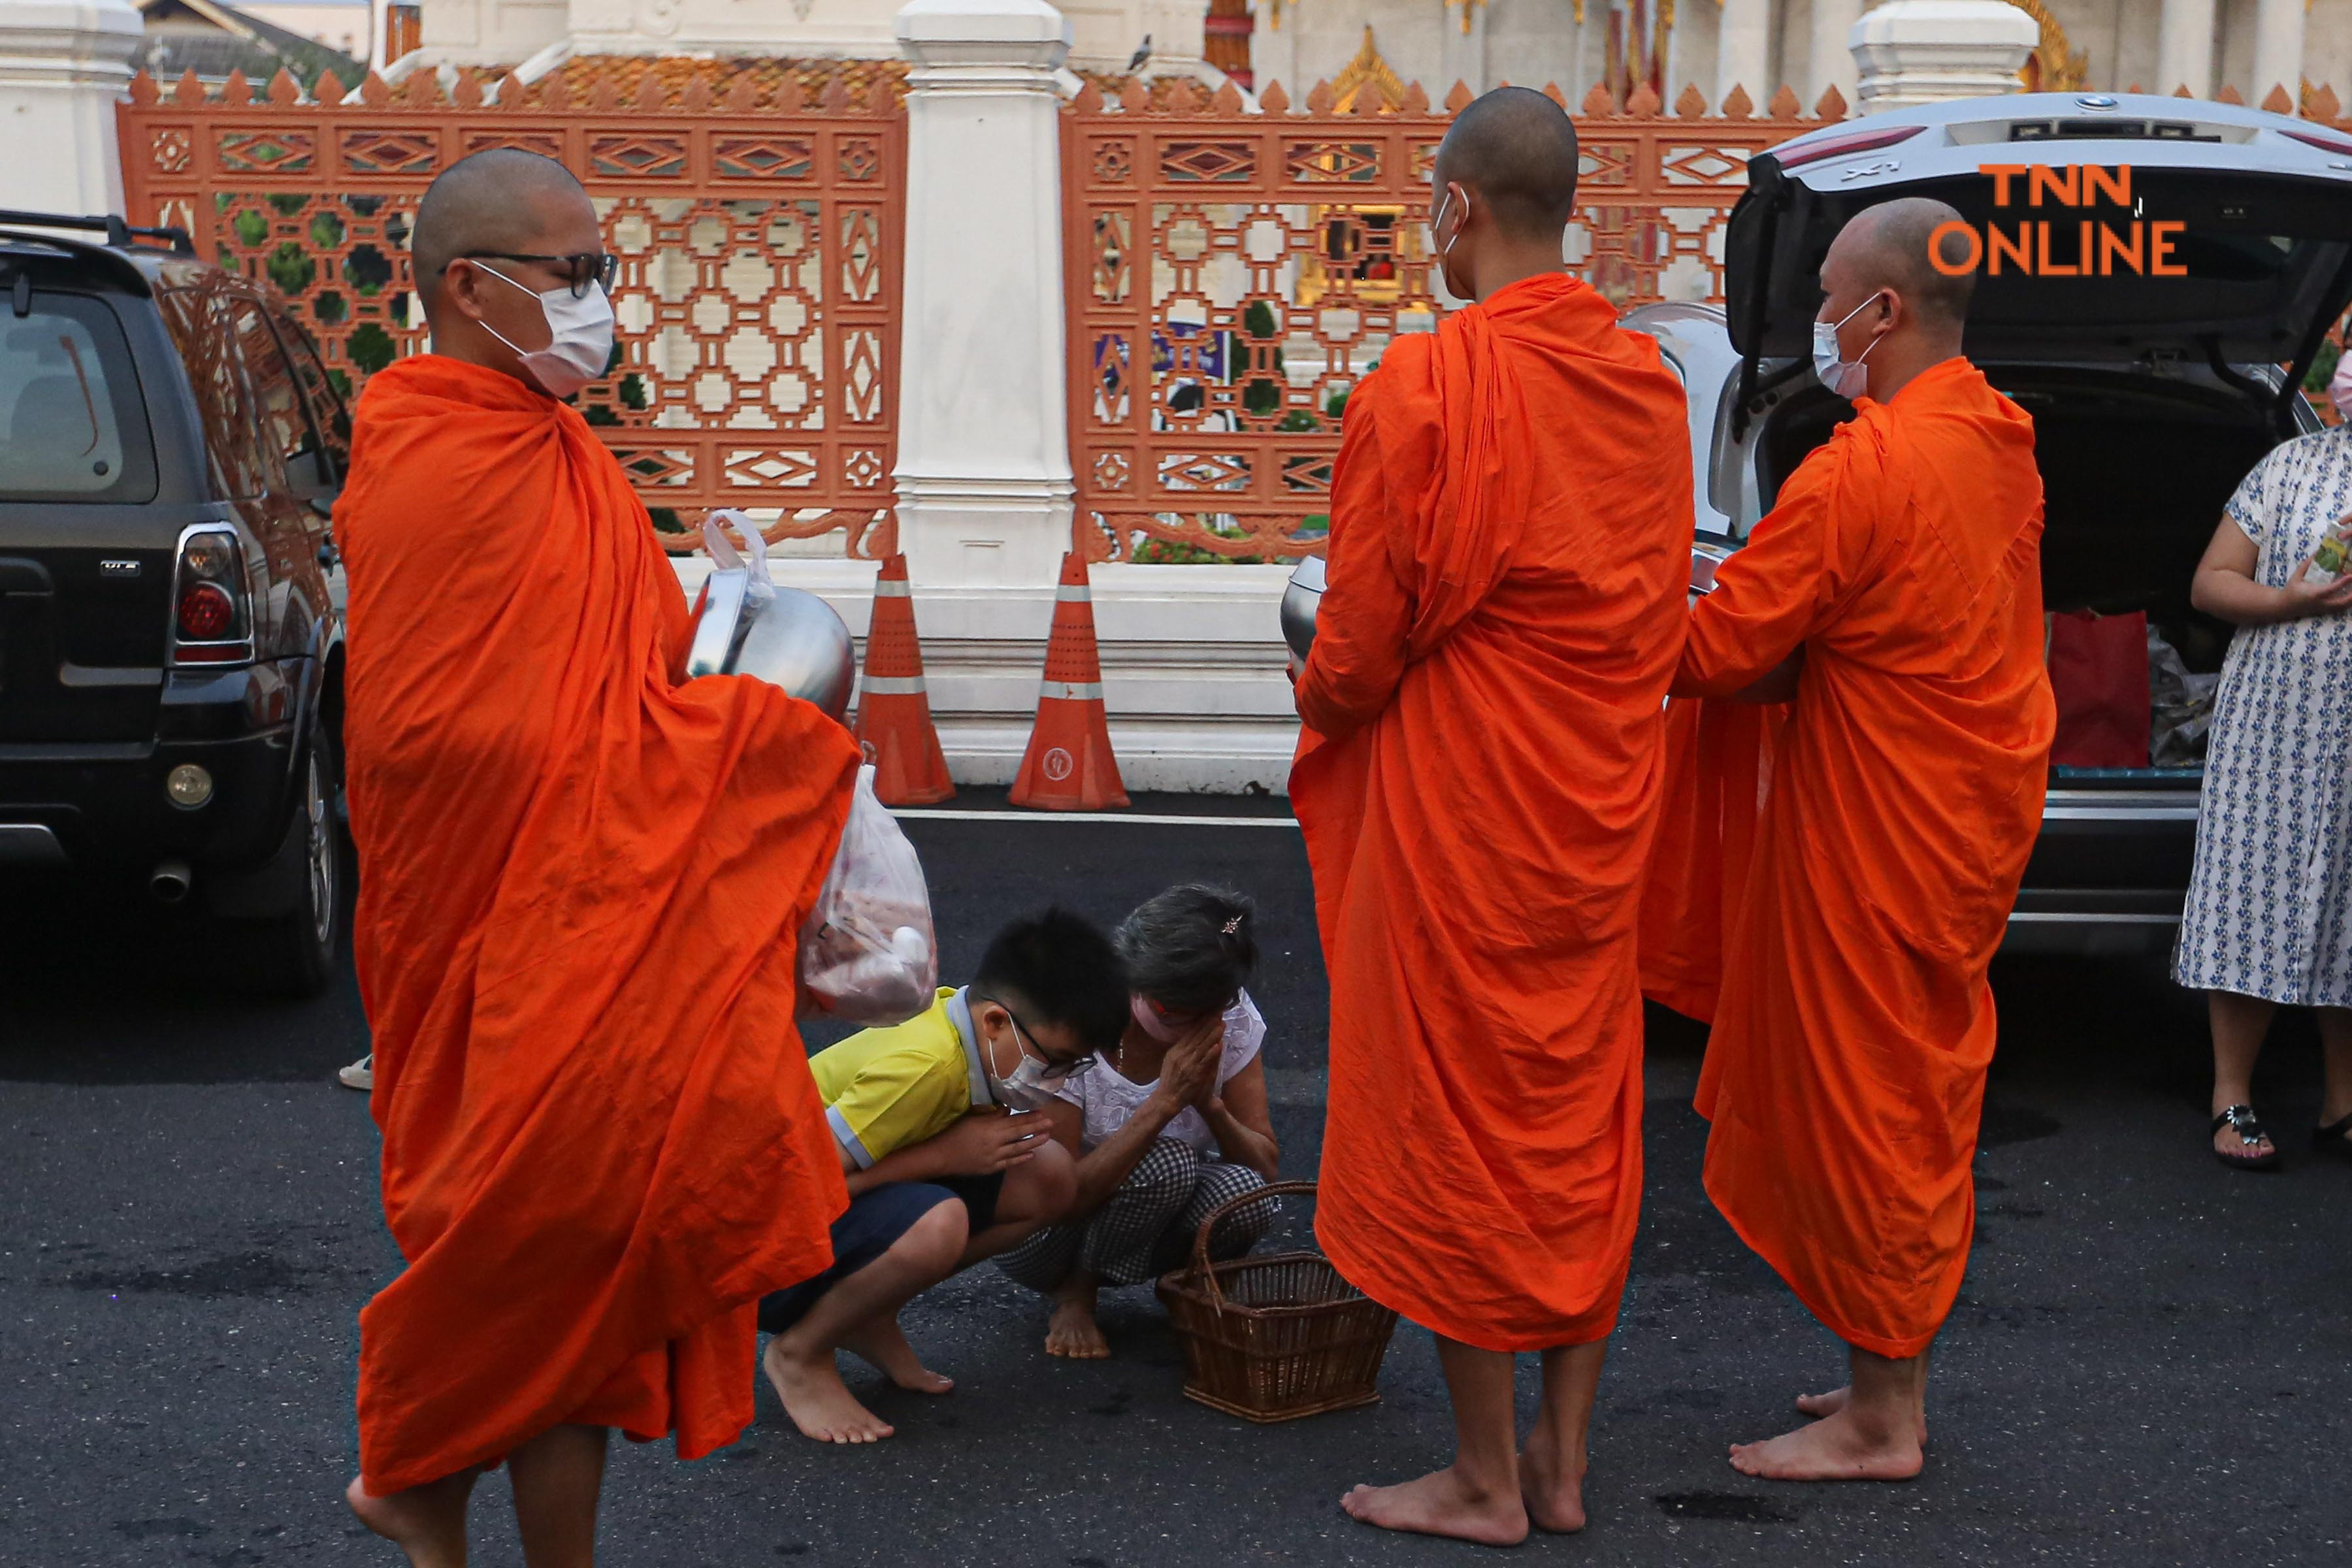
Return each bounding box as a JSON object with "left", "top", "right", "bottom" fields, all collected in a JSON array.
[{"left": 2174, "top": 425, "right": 2352, "bottom": 1005}]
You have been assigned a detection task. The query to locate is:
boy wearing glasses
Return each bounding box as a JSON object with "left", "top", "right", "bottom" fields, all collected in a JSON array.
[{"left": 758, "top": 908, "right": 1128, "bottom": 1444}]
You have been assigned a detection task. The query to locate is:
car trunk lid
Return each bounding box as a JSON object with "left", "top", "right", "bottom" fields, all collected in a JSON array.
[{"left": 1723, "top": 95, "right": 2352, "bottom": 419}]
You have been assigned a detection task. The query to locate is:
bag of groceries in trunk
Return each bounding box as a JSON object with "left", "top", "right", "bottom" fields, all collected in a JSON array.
[{"left": 798, "top": 764, "right": 938, "bottom": 1026}]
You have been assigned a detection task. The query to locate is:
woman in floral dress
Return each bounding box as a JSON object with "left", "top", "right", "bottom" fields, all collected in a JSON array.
[{"left": 2174, "top": 373, "right": 2352, "bottom": 1170}]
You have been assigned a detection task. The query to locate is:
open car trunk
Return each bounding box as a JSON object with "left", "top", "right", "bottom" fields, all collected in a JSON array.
[{"left": 1756, "top": 367, "right": 2274, "bottom": 785}]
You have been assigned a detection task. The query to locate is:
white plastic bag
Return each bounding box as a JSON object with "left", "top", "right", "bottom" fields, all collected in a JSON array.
[
  {"left": 703, "top": 508, "right": 776, "bottom": 613},
  {"left": 799, "top": 765, "right": 939, "bottom": 1026}
]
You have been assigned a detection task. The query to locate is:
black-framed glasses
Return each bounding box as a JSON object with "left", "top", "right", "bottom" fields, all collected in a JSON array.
[
  {"left": 459, "top": 250, "right": 619, "bottom": 298},
  {"left": 994, "top": 1000, "right": 1095, "bottom": 1083}
]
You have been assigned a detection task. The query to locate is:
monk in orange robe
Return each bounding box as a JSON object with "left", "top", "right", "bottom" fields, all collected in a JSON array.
[
  {"left": 338, "top": 150, "right": 860, "bottom": 1565},
  {"left": 1675, "top": 198, "right": 2055, "bottom": 1481},
  {"left": 1293, "top": 88, "right": 1693, "bottom": 1545}
]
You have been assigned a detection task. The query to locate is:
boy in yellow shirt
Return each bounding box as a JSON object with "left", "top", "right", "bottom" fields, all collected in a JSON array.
[{"left": 759, "top": 908, "right": 1126, "bottom": 1444}]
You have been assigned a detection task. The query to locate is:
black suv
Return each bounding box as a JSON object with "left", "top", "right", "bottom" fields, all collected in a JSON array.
[{"left": 1, "top": 212, "right": 348, "bottom": 994}]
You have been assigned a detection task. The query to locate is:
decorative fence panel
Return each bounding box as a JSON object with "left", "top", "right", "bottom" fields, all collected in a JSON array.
[
  {"left": 119, "top": 67, "right": 906, "bottom": 554},
  {"left": 1062, "top": 79, "right": 1840, "bottom": 563}
]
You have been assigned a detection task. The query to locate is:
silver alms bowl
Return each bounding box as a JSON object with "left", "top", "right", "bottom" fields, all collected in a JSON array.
[
  {"left": 687, "top": 567, "right": 857, "bottom": 722},
  {"left": 1280, "top": 553, "right": 1326, "bottom": 660}
]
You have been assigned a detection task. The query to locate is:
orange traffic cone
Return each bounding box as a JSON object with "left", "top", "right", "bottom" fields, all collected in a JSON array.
[
  {"left": 1010, "top": 551, "right": 1129, "bottom": 811},
  {"left": 854, "top": 554, "right": 956, "bottom": 806}
]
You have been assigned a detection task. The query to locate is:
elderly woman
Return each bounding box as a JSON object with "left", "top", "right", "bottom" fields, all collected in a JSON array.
[
  {"left": 2174, "top": 385, "right": 2352, "bottom": 1171},
  {"left": 997, "top": 885, "right": 1281, "bottom": 1356}
]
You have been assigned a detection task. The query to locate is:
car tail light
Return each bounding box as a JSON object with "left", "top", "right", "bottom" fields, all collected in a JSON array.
[
  {"left": 171, "top": 527, "right": 253, "bottom": 665},
  {"left": 2282, "top": 126, "right": 2352, "bottom": 157},
  {"left": 1773, "top": 123, "right": 1926, "bottom": 171}
]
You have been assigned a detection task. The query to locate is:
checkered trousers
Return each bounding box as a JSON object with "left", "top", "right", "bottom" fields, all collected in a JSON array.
[{"left": 997, "top": 1139, "right": 1273, "bottom": 1291}]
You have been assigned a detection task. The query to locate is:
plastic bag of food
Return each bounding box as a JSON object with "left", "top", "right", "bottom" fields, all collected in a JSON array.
[
  {"left": 798, "top": 765, "right": 938, "bottom": 1026},
  {"left": 2307, "top": 514, "right": 2352, "bottom": 589}
]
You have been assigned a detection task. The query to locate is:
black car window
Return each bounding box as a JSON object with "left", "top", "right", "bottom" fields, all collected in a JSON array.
[
  {"left": 156, "top": 282, "right": 269, "bottom": 500},
  {"left": 270, "top": 311, "right": 350, "bottom": 468},
  {"left": 233, "top": 298, "right": 317, "bottom": 480},
  {"left": 0, "top": 291, "right": 157, "bottom": 504}
]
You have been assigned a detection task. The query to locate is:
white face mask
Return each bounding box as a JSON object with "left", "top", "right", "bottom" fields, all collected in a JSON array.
[
  {"left": 980, "top": 1015, "right": 1066, "bottom": 1111},
  {"left": 474, "top": 263, "right": 615, "bottom": 399},
  {"left": 1812, "top": 291, "right": 1887, "bottom": 401},
  {"left": 2330, "top": 353, "right": 2352, "bottom": 423},
  {"left": 1130, "top": 994, "right": 1186, "bottom": 1045}
]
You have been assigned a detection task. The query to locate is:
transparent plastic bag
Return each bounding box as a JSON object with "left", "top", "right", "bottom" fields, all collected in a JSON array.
[
  {"left": 703, "top": 508, "right": 776, "bottom": 613},
  {"left": 798, "top": 765, "right": 939, "bottom": 1026},
  {"left": 2148, "top": 628, "right": 2219, "bottom": 768}
]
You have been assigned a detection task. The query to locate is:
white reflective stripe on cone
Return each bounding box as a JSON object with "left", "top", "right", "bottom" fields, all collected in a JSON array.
[
  {"left": 874, "top": 579, "right": 912, "bottom": 597},
  {"left": 1039, "top": 680, "right": 1104, "bottom": 701},
  {"left": 860, "top": 676, "right": 928, "bottom": 695},
  {"left": 1055, "top": 584, "right": 1092, "bottom": 602}
]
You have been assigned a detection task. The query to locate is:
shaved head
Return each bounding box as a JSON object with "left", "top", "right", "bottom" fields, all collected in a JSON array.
[
  {"left": 1431, "top": 86, "right": 1580, "bottom": 240},
  {"left": 412, "top": 149, "right": 595, "bottom": 317},
  {"left": 1831, "top": 197, "right": 1977, "bottom": 330}
]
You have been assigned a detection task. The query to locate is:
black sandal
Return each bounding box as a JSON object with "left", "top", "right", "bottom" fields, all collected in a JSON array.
[
  {"left": 2313, "top": 1113, "right": 2352, "bottom": 1164},
  {"left": 2212, "top": 1105, "right": 2282, "bottom": 1172}
]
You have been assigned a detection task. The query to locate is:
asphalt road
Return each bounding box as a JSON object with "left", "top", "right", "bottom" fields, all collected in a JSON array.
[{"left": 3, "top": 796, "right": 2349, "bottom": 1567}]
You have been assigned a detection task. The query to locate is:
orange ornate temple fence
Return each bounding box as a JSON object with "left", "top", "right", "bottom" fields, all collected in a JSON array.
[
  {"left": 117, "top": 66, "right": 907, "bottom": 555},
  {"left": 1061, "top": 77, "right": 1843, "bottom": 564}
]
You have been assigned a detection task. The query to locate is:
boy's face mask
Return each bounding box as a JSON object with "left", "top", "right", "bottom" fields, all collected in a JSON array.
[{"left": 979, "top": 1007, "right": 1079, "bottom": 1111}]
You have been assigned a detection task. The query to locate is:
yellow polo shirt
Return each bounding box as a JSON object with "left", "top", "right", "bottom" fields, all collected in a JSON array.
[{"left": 808, "top": 987, "right": 992, "bottom": 1168}]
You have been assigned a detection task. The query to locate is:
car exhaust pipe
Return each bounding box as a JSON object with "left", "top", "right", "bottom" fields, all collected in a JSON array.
[{"left": 150, "top": 858, "right": 193, "bottom": 904}]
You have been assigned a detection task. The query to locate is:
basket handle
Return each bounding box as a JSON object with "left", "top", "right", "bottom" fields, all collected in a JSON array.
[{"left": 1188, "top": 1178, "right": 1318, "bottom": 1316}]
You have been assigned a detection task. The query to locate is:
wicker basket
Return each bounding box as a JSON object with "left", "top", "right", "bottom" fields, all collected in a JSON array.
[{"left": 1154, "top": 1180, "right": 1399, "bottom": 1423}]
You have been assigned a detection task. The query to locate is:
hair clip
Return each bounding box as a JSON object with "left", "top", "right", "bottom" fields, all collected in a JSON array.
[{"left": 1222, "top": 915, "right": 1244, "bottom": 936}]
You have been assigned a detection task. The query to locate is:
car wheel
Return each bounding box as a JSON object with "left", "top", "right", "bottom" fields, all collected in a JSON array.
[{"left": 235, "top": 734, "right": 344, "bottom": 998}]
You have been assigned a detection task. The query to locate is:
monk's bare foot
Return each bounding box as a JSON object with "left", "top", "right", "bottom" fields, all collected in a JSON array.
[
  {"left": 1340, "top": 1467, "right": 1529, "bottom": 1546},
  {"left": 1730, "top": 1408, "right": 1923, "bottom": 1482},
  {"left": 1044, "top": 1295, "right": 1110, "bottom": 1359},
  {"left": 1517, "top": 1427, "right": 1586, "bottom": 1533},
  {"left": 841, "top": 1318, "right": 954, "bottom": 1394},
  {"left": 1795, "top": 1385, "right": 1927, "bottom": 1446},
  {"left": 763, "top": 1338, "right": 896, "bottom": 1443},
  {"left": 344, "top": 1474, "right": 468, "bottom": 1567}
]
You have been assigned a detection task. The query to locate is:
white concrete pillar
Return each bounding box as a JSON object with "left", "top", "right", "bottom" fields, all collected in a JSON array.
[
  {"left": 892, "top": 0, "right": 1075, "bottom": 595},
  {"left": 1249, "top": 1, "right": 1296, "bottom": 97},
  {"left": 0, "top": 0, "right": 143, "bottom": 216},
  {"left": 2249, "top": 0, "right": 2305, "bottom": 108},
  {"left": 1439, "top": 0, "right": 1486, "bottom": 97},
  {"left": 1809, "top": 0, "right": 1866, "bottom": 107},
  {"left": 1716, "top": 0, "right": 1770, "bottom": 110},
  {"left": 2157, "top": 0, "right": 2215, "bottom": 97},
  {"left": 1850, "top": 0, "right": 2038, "bottom": 114}
]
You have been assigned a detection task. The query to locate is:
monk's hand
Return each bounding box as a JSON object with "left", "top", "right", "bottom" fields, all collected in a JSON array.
[
  {"left": 2284, "top": 553, "right": 2352, "bottom": 617},
  {"left": 936, "top": 1109, "right": 1053, "bottom": 1176}
]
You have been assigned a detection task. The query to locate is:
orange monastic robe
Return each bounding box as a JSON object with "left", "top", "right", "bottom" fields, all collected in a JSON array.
[
  {"left": 1293, "top": 274, "right": 1693, "bottom": 1350},
  {"left": 339, "top": 356, "right": 859, "bottom": 1493},
  {"left": 1676, "top": 357, "right": 2055, "bottom": 1359}
]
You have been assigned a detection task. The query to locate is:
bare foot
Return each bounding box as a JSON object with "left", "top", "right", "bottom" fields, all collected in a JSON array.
[
  {"left": 1517, "top": 1426, "right": 1586, "bottom": 1534},
  {"left": 344, "top": 1473, "right": 470, "bottom": 1567},
  {"left": 1794, "top": 1385, "right": 1927, "bottom": 1447},
  {"left": 1340, "top": 1467, "right": 1529, "bottom": 1546},
  {"left": 1729, "top": 1407, "right": 1923, "bottom": 1482},
  {"left": 762, "top": 1337, "right": 896, "bottom": 1443},
  {"left": 1045, "top": 1295, "right": 1110, "bottom": 1359},
  {"left": 841, "top": 1318, "right": 954, "bottom": 1394}
]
